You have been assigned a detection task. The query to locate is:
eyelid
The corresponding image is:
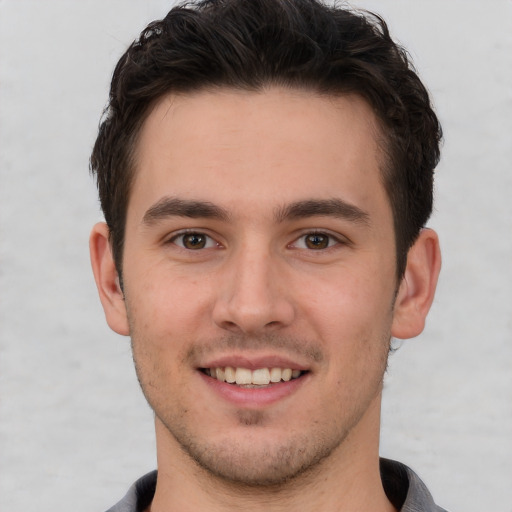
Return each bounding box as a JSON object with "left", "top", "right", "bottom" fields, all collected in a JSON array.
[
  {"left": 167, "top": 229, "right": 220, "bottom": 249},
  {"left": 289, "top": 230, "right": 350, "bottom": 250}
]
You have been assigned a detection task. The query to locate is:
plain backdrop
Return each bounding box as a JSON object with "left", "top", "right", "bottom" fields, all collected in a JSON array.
[{"left": 0, "top": 1, "right": 511, "bottom": 511}]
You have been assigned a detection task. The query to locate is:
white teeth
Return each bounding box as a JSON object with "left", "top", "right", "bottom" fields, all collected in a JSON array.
[
  {"left": 235, "top": 368, "right": 252, "bottom": 385},
  {"left": 252, "top": 368, "right": 271, "bottom": 385},
  {"left": 215, "top": 367, "right": 225, "bottom": 382},
  {"left": 206, "top": 366, "right": 303, "bottom": 385},
  {"left": 282, "top": 368, "right": 292, "bottom": 382},
  {"left": 224, "top": 366, "right": 236, "bottom": 383},
  {"left": 269, "top": 367, "right": 282, "bottom": 382}
]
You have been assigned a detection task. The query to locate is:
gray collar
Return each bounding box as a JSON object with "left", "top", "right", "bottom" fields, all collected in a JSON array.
[{"left": 107, "top": 459, "right": 447, "bottom": 512}]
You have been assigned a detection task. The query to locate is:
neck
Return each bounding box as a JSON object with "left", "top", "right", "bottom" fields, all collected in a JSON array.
[{"left": 149, "top": 394, "right": 396, "bottom": 512}]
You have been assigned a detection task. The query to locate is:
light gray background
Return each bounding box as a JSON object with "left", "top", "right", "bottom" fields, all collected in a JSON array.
[{"left": 1, "top": 1, "right": 511, "bottom": 511}]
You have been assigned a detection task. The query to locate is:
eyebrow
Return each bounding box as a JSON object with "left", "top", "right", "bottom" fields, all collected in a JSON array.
[
  {"left": 142, "top": 196, "right": 370, "bottom": 226},
  {"left": 274, "top": 198, "right": 370, "bottom": 225},
  {"left": 142, "top": 197, "right": 231, "bottom": 224}
]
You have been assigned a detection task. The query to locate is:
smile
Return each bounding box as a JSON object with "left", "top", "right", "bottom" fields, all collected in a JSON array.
[{"left": 202, "top": 367, "right": 305, "bottom": 386}]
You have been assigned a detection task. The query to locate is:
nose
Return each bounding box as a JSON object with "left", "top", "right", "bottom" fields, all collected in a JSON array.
[{"left": 212, "top": 245, "right": 295, "bottom": 335}]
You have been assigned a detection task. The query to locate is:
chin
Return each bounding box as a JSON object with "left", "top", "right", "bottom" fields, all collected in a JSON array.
[{"left": 163, "top": 415, "right": 349, "bottom": 488}]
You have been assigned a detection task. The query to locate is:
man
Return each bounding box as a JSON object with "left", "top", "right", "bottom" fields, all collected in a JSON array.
[{"left": 89, "top": 0, "right": 444, "bottom": 510}]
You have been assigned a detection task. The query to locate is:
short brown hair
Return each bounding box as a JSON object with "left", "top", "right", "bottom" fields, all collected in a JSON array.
[{"left": 90, "top": 0, "right": 442, "bottom": 279}]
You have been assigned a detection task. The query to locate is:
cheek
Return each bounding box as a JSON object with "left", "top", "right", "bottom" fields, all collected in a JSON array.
[
  {"left": 127, "top": 291, "right": 192, "bottom": 408},
  {"left": 124, "top": 272, "right": 218, "bottom": 402},
  {"left": 300, "top": 270, "right": 394, "bottom": 387},
  {"left": 304, "top": 269, "right": 394, "bottom": 334},
  {"left": 128, "top": 266, "right": 214, "bottom": 333}
]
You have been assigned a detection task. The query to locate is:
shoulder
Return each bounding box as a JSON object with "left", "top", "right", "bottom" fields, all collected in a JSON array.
[
  {"left": 105, "top": 471, "right": 157, "bottom": 512},
  {"left": 380, "top": 458, "right": 449, "bottom": 512}
]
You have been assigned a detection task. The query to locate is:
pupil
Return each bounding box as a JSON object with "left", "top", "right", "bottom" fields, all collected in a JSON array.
[
  {"left": 184, "top": 233, "right": 205, "bottom": 249},
  {"left": 306, "top": 234, "right": 328, "bottom": 249}
]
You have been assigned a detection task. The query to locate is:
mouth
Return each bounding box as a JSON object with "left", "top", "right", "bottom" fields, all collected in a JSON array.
[{"left": 200, "top": 366, "right": 307, "bottom": 388}]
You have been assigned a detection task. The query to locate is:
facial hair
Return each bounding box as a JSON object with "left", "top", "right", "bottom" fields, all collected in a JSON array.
[{"left": 130, "top": 330, "right": 390, "bottom": 489}]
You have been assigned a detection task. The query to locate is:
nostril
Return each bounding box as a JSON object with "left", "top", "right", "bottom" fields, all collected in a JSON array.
[
  {"left": 218, "top": 320, "right": 241, "bottom": 332},
  {"left": 212, "top": 291, "right": 295, "bottom": 334}
]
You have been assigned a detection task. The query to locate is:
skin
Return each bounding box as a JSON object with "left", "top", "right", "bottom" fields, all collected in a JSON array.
[{"left": 90, "top": 87, "right": 441, "bottom": 512}]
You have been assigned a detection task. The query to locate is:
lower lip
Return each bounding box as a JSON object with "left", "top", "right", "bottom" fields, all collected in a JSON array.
[{"left": 198, "top": 371, "right": 309, "bottom": 408}]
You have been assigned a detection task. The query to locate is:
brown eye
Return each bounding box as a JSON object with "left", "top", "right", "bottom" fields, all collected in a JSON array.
[
  {"left": 174, "top": 232, "right": 212, "bottom": 250},
  {"left": 305, "top": 233, "right": 330, "bottom": 249},
  {"left": 183, "top": 233, "right": 206, "bottom": 249}
]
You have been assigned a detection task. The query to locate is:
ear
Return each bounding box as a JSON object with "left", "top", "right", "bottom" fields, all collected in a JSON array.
[
  {"left": 89, "top": 222, "right": 130, "bottom": 336},
  {"left": 391, "top": 228, "right": 441, "bottom": 340}
]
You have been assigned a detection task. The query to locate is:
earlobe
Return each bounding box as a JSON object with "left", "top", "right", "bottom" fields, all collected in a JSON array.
[
  {"left": 89, "top": 222, "right": 130, "bottom": 336},
  {"left": 391, "top": 228, "right": 441, "bottom": 340}
]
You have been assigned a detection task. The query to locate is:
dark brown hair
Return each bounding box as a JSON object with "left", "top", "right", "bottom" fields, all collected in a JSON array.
[{"left": 90, "top": 0, "right": 442, "bottom": 279}]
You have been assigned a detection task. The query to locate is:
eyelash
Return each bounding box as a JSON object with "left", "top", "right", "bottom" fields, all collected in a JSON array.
[
  {"left": 168, "top": 230, "right": 346, "bottom": 251},
  {"left": 289, "top": 231, "right": 346, "bottom": 251},
  {"left": 168, "top": 230, "right": 219, "bottom": 250}
]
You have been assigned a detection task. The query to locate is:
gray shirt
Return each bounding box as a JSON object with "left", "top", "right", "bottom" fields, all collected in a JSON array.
[{"left": 106, "top": 459, "right": 448, "bottom": 512}]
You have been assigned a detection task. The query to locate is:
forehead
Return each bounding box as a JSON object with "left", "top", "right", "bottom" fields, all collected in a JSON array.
[{"left": 130, "top": 87, "right": 388, "bottom": 221}]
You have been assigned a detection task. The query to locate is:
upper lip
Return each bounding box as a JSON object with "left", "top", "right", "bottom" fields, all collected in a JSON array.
[{"left": 198, "top": 353, "right": 311, "bottom": 371}]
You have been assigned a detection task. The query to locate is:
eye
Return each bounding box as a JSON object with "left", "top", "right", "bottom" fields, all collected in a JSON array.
[
  {"left": 171, "top": 232, "right": 217, "bottom": 250},
  {"left": 292, "top": 232, "right": 341, "bottom": 250}
]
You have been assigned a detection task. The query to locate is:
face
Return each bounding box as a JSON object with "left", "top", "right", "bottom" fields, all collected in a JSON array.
[{"left": 114, "top": 88, "right": 401, "bottom": 485}]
